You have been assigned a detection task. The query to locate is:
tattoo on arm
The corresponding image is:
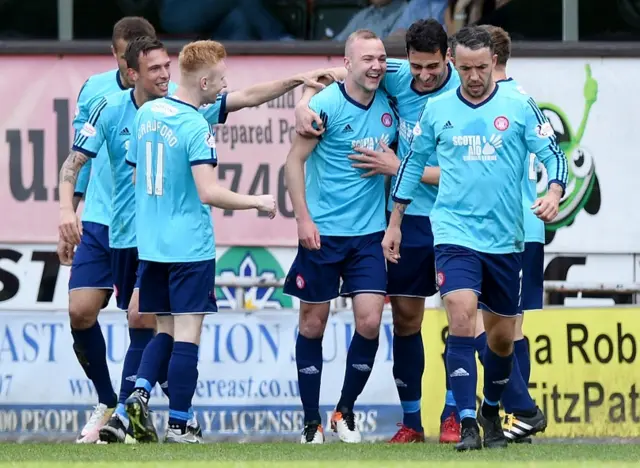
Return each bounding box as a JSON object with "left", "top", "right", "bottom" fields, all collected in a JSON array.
[
  {"left": 60, "top": 151, "right": 89, "bottom": 187},
  {"left": 393, "top": 202, "right": 407, "bottom": 221}
]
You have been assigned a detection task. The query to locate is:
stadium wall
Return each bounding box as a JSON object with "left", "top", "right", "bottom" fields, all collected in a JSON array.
[{"left": 1, "top": 42, "right": 639, "bottom": 441}]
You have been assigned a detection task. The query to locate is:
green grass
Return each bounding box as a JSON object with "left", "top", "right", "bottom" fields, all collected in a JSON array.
[{"left": 1, "top": 443, "right": 640, "bottom": 467}]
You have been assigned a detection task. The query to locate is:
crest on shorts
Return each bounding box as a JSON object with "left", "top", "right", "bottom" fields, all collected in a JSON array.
[
  {"left": 436, "top": 271, "right": 445, "bottom": 287},
  {"left": 296, "top": 274, "right": 306, "bottom": 289}
]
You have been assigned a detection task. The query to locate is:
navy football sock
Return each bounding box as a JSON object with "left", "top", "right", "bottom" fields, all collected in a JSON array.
[
  {"left": 134, "top": 332, "right": 174, "bottom": 403},
  {"left": 71, "top": 322, "right": 117, "bottom": 408},
  {"left": 514, "top": 338, "right": 531, "bottom": 384},
  {"left": 501, "top": 353, "right": 537, "bottom": 414},
  {"left": 482, "top": 345, "right": 513, "bottom": 408},
  {"left": 167, "top": 342, "right": 199, "bottom": 432},
  {"left": 118, "top": 328, "right": 154, "bottom": 404},
  {"left": 393, "top": 332, "right": 424, "bottom": 432},
  {"left": 337, "top": 332, "right": 379, "bottom": 412},
  {"left": 474, "top": 332, "right": 487, "bottom": 365},
  {"left": 296, "top": 334, "right": 323, "bottom": 423},
  {"left": 446, "top": 335, "right": 477, "bottom": 420}
]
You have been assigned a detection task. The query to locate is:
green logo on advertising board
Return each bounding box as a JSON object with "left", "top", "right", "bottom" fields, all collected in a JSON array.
[
  {"left": 537, "top": 64, "right": 602, "bottom": 245},
  {"left": 215, "top": 247, "right": 293, "bottom": 310}
]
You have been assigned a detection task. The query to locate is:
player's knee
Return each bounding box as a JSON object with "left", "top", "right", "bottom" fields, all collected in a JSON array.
[
  {"left": 443, "top": 293, "right": 477, "bottom": 336},
  {"left": 354, "top": 313, "right": 382, "bottom": 340},
  {"left": 486, "top": 320, "right": 516, "bottom": 356},
  {"left": 514, "top": 314, "right": 525, "bottom": 340},
  {"left": 299, "top": 304, "right": 329, "bottom": 339},
  {"left": 128, "top": 308, "right": 155, "bottom": 329},
  {"left": 68, "top": 292, "right": 102, "bottom": 329},
  {"left": 390, "top": 298, "right": 423, "bottom": 336}
]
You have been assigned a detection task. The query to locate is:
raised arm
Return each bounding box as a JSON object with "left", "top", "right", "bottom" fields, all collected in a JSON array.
[
  {"left": 187, "top": 123, "right": 276, "bottom": 216},
  {"left": 224, "top": 68, "right": 342, "bottom": 113}
]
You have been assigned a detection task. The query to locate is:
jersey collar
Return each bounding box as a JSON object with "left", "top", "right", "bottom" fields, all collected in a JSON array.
[
  {"left": 115, "top": 70, "right": 127, "bottom": 90},
  {"left": 338, "top": 82, "right": 375, "bottom": 111},
  {"left": 456, "top": 82, "right": 500, "bottom": 109}
]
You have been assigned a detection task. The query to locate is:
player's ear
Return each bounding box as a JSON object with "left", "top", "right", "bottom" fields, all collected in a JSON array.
[
  {"left": 127, "top": 68, "right": 138, "bottom": 84},
  {"left": 445, "top": 47, "right": 452, "bottom": 61},
  {"left": 201, "top": 76, "right": 208, "bottom": 91},
  {"left": 492, "top": 54, "right": 498, "bottom": 68},
  {"left": 343, "top": 56, "right": 350, "bottom": 72},
  {"left": 110, "top": 44, "right": 117, "bottom": 60}
]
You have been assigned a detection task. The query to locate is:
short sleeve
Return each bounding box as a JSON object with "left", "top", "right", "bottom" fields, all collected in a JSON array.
[
  {"left": 72, "top": 79, "right": 91, "bottom": 133},
  {"left": 72, "top": 97, "right": 108, "bottom": 158},
  {"left": 125, "top": 115, "right": 138, "bottom": 169},
  {"left": 381, "top": 58, "right": 407, "bottom": 97},
  {"left": 199, "top": 93, "right": 228, "bottom": 126},
  {"left": 308, "top": 88, "right": 337, "bottom": 136},
  {"left": 187, "top": 117, "right": 218, "bottom": 166}
]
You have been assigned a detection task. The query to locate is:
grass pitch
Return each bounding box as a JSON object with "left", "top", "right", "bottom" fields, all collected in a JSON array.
[{"left": 1, "top": 442, "right": 640, "bottom": 468}]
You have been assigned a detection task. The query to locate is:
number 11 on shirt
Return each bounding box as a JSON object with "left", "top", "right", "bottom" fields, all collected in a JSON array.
[{"left": 146, "top": 141, "right": 164, "bottom": 196}]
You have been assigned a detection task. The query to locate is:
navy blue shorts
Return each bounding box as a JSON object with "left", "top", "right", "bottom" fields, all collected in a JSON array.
[
  {"left": 386, "top": 215, "right": 437, "bottom": 298},
  {"left": 435, "top": 244, "right": 523, "bottom": 317},
  {"left": 69, "top": 222, "right": 113, "bottom": 301},
  {"left": 111, "top": 247, "right": 141, "bottom": 310},
  {"left": 521, "top": 242, "right": 544, "bottom": 311},
  {"left": 138, "top": 259, "right": 217, "bottom": 315},
  {"left": 283, "top": 231, "right": 386, "bottom": 303}
]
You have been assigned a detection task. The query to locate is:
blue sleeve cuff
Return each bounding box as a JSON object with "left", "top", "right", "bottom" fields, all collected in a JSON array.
[
  {"left": 190, "top": 159, "right": 218, "bottom": 167},
  {"left": 71, "top": 145, "right": 97, "bottom": 158},
  {"left": 548, "top": 179, "right": 566, "bottom": 196},
  {"left": 391, "top": 196, "right": 411, "bottom": 205},
  {"left": 218, "top": 93, "right": 228, "bottom": 124},
  {"left": 125, "top": 159, "right": 136, "bottom": 168}
]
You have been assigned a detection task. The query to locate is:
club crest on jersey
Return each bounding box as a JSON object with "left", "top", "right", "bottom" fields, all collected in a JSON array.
[
  {"left": 206, "top": 133, "right": 216, "bottom": 148},
  {"left": 412, "top": 122, "right": 422, "bottom": 136},
  {"left": 494, "top": 116, "right": 509, "bottom": 131},
  {"left": 381, "top": 113, "right": 393, "bottom": 127}
]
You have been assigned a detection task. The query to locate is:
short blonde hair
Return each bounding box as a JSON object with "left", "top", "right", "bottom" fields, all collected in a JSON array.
[
  {"left": 179, "top": 40, "right": 227, "bottom": 74},
  {"left": 345, "top": 29, "right": 381, "bottom": 57}
]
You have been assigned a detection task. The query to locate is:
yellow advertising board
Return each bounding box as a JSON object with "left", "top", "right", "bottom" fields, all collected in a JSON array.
[{"left": 421, "top": 307, "right": 640, "bottom": 438}]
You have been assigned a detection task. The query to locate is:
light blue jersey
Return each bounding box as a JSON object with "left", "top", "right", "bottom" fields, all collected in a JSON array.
[
  {"left": 393, "top": 83, "right": 568, "bottom": 254},
  {"left": 498, "top": 78, "right": 545, "bottom": 244},
  {"left": 72, "top": 69, "right": 127, "bottom": 226},
  {"left": 306, "top": 82, "right": 398, "bottom": 236},
  {"left": 126, "top": 97, "right": 219, "bottom": 263},
  {"left": 75, "top": 86, "right": 227, "bottom": 249},
  {"left": 383, "top": 59, "right": 460, "bottom": 215}
]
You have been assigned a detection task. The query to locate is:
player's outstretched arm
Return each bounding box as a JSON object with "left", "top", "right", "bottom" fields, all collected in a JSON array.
[
  {"left": 191, "top": 165, "right": 276, "bottom": 218},
  {"left": 224, "top": 68, "right": 342, "bottom": 113},
  {"left": 522, "top": 97, "right": 568, "bottom": 222},
  {"left": 285, "top": 133, "right": 321, "bottom": 250}
]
